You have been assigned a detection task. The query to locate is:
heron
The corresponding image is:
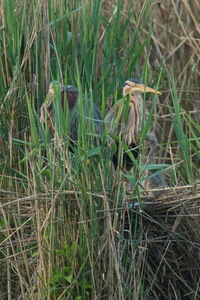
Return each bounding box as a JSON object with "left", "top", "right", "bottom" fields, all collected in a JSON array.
[
  {"left": 40, "top": 82, "right": 103, "bottom": 151},
  {"left": 146, "top": 133, "right": 166, "bottom": 190},
  {"left": 105, "top": 78, "right": 161, "bottom": 171}
]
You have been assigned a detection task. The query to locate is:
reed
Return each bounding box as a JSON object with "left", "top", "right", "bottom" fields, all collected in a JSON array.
[{"left": 0, "top": 0, "right": 199, "bottom": 299}]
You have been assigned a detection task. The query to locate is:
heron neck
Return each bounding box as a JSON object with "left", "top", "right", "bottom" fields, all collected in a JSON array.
[
  {"left": 129, "top": 91, "right": 142, "bottom": 100},
  {"left": 130, "top": 93, "right": 144, "bottom": 137}
]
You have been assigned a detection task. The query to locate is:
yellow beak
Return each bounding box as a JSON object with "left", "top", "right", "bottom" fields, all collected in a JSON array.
[{"left": 126, "top": 80, "right": 161, "bottom": 95}]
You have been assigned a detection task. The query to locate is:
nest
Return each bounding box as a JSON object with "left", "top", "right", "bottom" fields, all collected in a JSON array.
[
  {"left": 130, "top": 181, "right": 200, "bottom": 212},
  {"left": 114, "top": 182, "right": 200, "bottom": 299}
]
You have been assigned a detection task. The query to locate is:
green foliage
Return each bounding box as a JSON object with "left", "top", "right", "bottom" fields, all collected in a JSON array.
[
  {"left": 47, "top": 242, "right": 92, "bottom": 299},
  {"left": 0, "top": 1, "right": 199, "bottom": 300}
]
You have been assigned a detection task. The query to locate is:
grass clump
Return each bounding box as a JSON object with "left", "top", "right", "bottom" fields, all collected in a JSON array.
[{"left": 0, "top": 1, "right": 199, "bottom": 299}]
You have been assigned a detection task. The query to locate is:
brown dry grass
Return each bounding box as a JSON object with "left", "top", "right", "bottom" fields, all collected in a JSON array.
[{"left": 0, "top": 0, "right": 200, "bottom": 299}]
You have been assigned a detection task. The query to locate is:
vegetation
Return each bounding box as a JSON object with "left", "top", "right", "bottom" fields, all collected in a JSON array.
[{"left": 0, "top": 0, "right": 199, "bottom": 299}]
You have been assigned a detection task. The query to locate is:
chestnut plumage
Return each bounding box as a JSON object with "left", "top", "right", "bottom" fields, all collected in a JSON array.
[
  {"left": 40, "top": 83, "right": 103, "bottom": 150},
  {"left": 105, "top": 78, "right": 161, "bottom": 170}
]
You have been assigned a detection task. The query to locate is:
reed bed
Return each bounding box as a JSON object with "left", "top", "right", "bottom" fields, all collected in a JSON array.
[{"left": 0, "top": 0, "right": 199, "bottom": 299}]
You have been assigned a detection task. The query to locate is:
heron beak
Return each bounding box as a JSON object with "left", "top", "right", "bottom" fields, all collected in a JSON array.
[
  {"left": 126, "top": 80, "right": 161, "bottom": 95},
  {"left": 140, "top": 85, "right": 162, "bottom": 95}
]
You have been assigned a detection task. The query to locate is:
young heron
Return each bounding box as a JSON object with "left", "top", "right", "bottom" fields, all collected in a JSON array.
[
  {"left": 146, "top": 133, "right": 166, "bottom": 190},
  {"left": 40, "top": 82, "right": 103, "bottom": 150},
  {"left": 105, "top": 78, "right": 161, "bottom": 170}
]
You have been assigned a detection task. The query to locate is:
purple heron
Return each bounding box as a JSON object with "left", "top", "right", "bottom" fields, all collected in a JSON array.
[
  {"left": 146, "top": 133, "right": 166, "bottom": 190},
  {"left": 105, "top": 78, "right": 161, "bottom": 170},
  {"left": 40, "top": 82, "right": 103, "bottom": 150}
]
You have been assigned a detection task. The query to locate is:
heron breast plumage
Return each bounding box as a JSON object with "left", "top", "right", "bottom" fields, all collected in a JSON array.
[{"left": 105, "top": 94, "right": 143, "bottom": 146}]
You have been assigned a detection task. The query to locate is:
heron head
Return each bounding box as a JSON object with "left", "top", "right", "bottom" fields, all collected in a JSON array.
[
  {"left": 123, "top": 78, "right": 161, "bottom": 96},
  {"left": 48, "top": 81, "right": 62, "bottom": 95}
]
